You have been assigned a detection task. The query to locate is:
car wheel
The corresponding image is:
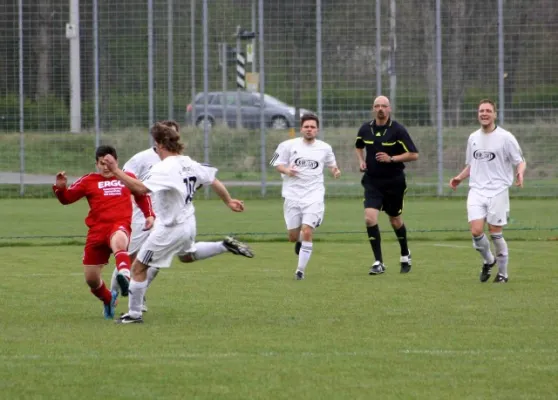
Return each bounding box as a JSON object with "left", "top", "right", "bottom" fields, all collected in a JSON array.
[
  {"left": 270, "top": 116, "right": 289, "bottom": 130},
  {"left": 195, "top": 116, "right": 214, "bottom": 129}
]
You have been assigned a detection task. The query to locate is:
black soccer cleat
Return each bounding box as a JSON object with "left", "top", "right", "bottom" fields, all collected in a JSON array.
[
  {"left": 116, "top": 272, "right": 130, "bottom": 297},
  {"left": 294, "top": 241, "right": 302, "bottom": 255},
  {"left": 493, "top": 274, "right": 509, "bottom": 283},
  {"left": 400, "top": 251, "right": 412, "bottom": 274},
  {"left": 479, "top": 260, "right": 496, "bottom": 282},
  {"left": 295, "top": 270, "right": 305, "bottom": 280},
  {"left": 223, "top": 236, "right": 254, "bottom": 258},
  {"left": 115, "top": 313, "right": 144, "bottom": 324},
  {"left": 369, "top": 261, "right": 386, "bottom": 275}
]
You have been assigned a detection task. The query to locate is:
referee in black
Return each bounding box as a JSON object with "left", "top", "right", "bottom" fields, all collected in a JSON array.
[{"left": 355, "top": 95, "right": 419, "bottom": 275}]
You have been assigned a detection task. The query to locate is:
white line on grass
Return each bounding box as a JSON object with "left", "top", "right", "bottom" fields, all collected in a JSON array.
[{"left": 2, "top": 348, "right": 556, "bottom": 362}]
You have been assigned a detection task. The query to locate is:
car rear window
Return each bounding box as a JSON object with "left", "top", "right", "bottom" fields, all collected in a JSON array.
[{"left": 195, "top": 94, "right": 215, "bottom": 104}]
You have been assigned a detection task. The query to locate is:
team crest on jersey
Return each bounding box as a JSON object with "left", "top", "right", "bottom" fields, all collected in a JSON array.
[
  {"left": 473, "top": 150, "right": 496, "bottom": 161},
  {"left": 98, "top": 179, "right": 125, "bottom": 196},
  {"left": 293, "top": 157, "right": 319, "bottom": 169},
  {"left": 98, "top": 180, "right": 125, "bottom": 189}
]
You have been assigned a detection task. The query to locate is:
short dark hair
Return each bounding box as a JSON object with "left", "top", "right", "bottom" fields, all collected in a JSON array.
[
  {"left": 300, "top": 113, "right": 319, "bottom": 128},
  {"left": 95, "top": 145, "right": 117, "bottom": 161},
  {"left": 478, "top": 98, "right": 496, "bottom": 111}
]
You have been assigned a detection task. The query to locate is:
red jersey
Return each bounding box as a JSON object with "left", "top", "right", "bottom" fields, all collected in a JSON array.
[{"left": 53, "top": 172, "right": 154, "bottom": 228}]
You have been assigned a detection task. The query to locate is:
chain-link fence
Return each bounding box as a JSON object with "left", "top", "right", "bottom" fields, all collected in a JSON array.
[{"left": 1, "top": 0, "right": 557, "bottom": 199}]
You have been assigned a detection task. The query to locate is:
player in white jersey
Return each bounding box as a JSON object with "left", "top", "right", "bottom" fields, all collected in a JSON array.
[
  {"left": 103, "top": 122, "right": 248, "bottom": 323},
  {"left": 109, "top": 121, "right": 252, "bottom": 311},
  {"left": 270, "top": 113, "right": 340, "bottom": 280},
  {"left": 450, "top": 99, "right": 526, "bottom": 283}
]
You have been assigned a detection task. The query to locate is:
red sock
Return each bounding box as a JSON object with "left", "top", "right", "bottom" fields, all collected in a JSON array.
[
  {"left": 114, "top": 250, "right": 130, "bottom": 272},
  {"left": 91, "top": 280, "right": 112, "bottom": 304}
]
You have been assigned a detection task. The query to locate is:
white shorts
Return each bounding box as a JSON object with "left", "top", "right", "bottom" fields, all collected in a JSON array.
[
  {"left": 136, "top": 216, "right": 196, "bottom": 269},
  {"left": 283, "top": 199, "right": 324, "bottom": 230},
  {"left": 467, "top": 189, "right": 509, "bottom": 226},
  {"left": 128, "top": 222, "right": 150, "bottom": 255}
]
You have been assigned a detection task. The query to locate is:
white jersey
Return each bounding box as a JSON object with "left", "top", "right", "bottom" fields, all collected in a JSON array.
[
  {"left": 123, "top": 148, "right": 161, "bottom": 223},
  {"left": 466, "top": 126, "right": 524, "bottom": 197},
  {"left": 270, "top": 137, "right": 337, "bottom": 203},
  {"left": 143, "top": 155, "right": 217, "bottom": 226}
]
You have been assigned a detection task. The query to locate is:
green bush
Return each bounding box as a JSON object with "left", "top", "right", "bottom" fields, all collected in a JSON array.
[{"left": 0, "top": 95, "right": 69, "bottom": 131}]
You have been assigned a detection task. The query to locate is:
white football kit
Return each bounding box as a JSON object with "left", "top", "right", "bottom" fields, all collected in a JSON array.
[
  {"left": 122, "top": 148, "right": 161, "bottom": 254},
  {"left": 270, "top": 137, "right": 337, "bottom": 229},
  {"left": 465, "top": 126, "right": 524, "bottom": 225},
  {"left": 136, "top": 155, "right": 217, "bottom": 268}
]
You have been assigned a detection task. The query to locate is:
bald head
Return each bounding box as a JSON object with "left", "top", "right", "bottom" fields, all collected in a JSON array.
[{"left": 373, "top": 95, "right": 391, "bottom": 124}]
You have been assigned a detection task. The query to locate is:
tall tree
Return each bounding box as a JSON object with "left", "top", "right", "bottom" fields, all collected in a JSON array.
[
  {"left": 503, "top": 0, "right": 530, "bottom": 108},
  {"left": 35, "top": 0, "right": 54, "bottom": 99},
  {"left": 420, "top": 0, "right": 437, "bottom": 126},
  {"left": 445, "top": 0, "right": 473, "bottom": 126}
]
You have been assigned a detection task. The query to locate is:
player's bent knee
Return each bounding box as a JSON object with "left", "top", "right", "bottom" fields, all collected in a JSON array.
[
  {"left": 388, "top": 216, "right": 403, "bottom": 228},
  {"left": 287, "top": 229, "right": 300, "bottom": 242},
  {"left": 131, "top": 261, "right": 148, "bottom": 276},
  {"left": 110, "top": 230, "right": 129, "bottom": 251},
  {"left": 300, "top": 225, "right": 314, "bottom": 241}
]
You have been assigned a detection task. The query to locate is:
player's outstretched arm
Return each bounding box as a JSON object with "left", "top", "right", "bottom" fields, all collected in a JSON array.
[
  {"left": 211, "top": 179, "right": 244, "bottom": 212},
  {"left": 449, "top": 165, "right": 471, "bottom": 190},
  {"left": 103, "top": 155, "right": 150, "bottom": 195},
  {"left": 52, "top": 171, "right": 85, "bottom": 204}
]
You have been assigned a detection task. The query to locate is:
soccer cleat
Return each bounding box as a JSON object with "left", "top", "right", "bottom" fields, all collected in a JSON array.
[
  {"left": 116, "top": 271, "right": 131, "bottom": 297},
  {"left": 479, "top": 260, "right": 496, "bottom": 282},
  {"left": 369, "top": 261, "right": 386, "bottom": 275},
  {"left": 115, "top": 313, "right": 144, "bottom": 324},
  {"left": 295, "top": 270, "right": 305, "bottom": 280},
  {"left": 400, "top": 251, "right": 412, "bottom": 274},
  {"left": 294, "top": 241, "right": 302, "bottom": 255},
  {"left": 223, "top": 236, "right": 254, "bottom": 258},
  {"left": 493, "top": 274, "right": 509, "bottom": 283},
  {"left": 141, "top": 296, "right": 148, "bottom": 313},
  {"left": 103, "top": 290, "right": 118, "bottom": 320}
]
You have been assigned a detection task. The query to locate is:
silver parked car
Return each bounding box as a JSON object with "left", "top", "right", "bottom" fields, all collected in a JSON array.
[{"left": 186, "top": 91, "right": 313, "bottom": 130}]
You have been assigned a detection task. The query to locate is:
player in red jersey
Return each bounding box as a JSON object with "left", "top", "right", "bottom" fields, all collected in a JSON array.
[{"left": 53, "top": 145, "right": 155, "bottom": 319}]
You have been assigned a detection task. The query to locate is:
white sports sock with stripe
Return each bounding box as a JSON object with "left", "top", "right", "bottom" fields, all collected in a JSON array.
[{"left": 297, "top": 241, "right": 313, "bottom": 273}]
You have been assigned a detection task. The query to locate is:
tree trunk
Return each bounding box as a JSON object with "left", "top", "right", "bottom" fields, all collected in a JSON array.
[
  {"left": 503, "top": 3, "right": 529, "bottom": 110},
  {"left": 35, "top": 0, "right": 52, "bottom": 100},
  {"left": 445, "top": 1, "right": 471, "bottom": 127},
  {"left": 420, "top": 0, "right": 436, "bottom": 126}
]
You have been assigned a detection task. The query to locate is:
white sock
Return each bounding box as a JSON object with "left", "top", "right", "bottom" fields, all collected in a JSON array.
[
  {"left": 128, "top": 279, "right": 148, "bottom": 318},
  {"left": 193, "top": 241, "right": 227, "bottom": 260},
  {"left": 472, "top": 233, "right": 495, "bottom": 264},
  {"left": 297, "top": 241, "right": 313, "bottom": 273},
  {"left": 146, "top": 267, "right": 160, "bottom": 288},
  {"left": 491, "top": 233, "right": 509, "bottom": 277},
  {"left": 109, "top": 267, "right": 119, "bottom": 293}
]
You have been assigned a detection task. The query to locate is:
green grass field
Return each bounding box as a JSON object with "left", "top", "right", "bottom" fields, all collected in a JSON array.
[{"left": 1, "top": 198, "right": 558, "bottom": 399}]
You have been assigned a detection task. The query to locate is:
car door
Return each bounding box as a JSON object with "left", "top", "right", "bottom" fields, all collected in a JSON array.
[{"left": 240, "top": 92, "right": 260, "bottom": 129}]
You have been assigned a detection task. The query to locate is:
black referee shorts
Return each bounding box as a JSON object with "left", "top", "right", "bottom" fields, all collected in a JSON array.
[{"left": 361, "top": 173, "right": 407, "bottom": 216}]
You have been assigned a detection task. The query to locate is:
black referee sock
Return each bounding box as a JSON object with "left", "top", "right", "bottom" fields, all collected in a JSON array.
[
  {"left": 394, "top": 224, "right": 409, "bottom": 256},
  {"left": 366, "top": 225, "right": 383, "bottom": 263}
]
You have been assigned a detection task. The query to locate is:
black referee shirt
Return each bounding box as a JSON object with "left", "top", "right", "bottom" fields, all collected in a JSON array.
[{"left": 355, "top": 119, "right": 418, "bottom": 178}]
